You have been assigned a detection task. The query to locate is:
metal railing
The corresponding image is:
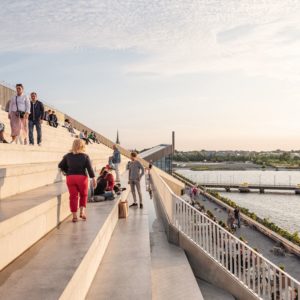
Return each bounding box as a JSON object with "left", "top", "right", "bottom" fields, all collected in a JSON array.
[
  {"left": 182, "top": 173, "right": 298, "bottom": 187},
  {"left": 152, "top": 169, "right": 300, "bottom": 300}
]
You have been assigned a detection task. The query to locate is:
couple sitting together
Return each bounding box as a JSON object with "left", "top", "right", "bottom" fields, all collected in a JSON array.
[{"left": 93, "top": 165, "right": 125, "bottom": 201}]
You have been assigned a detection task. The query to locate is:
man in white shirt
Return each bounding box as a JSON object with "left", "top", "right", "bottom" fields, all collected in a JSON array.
[{"left": 8, "top": 83, "right": 30, "bottom": 144}]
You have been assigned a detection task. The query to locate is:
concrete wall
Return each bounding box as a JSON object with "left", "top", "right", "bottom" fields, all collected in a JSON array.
[
  {"left": 154, "top": 167, "right": 185, "bottom": 196},
  {"left": 161, "top": 175, "right": 184, "bottom": 196},
  {"left": 0, "top": 84, "right": 15, "bottom": 110},
  {"left": 180, "top": 234, "right": 258, "bottom": 300}
]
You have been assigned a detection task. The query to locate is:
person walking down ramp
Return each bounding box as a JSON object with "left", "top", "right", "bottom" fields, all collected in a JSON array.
[
  {"left": 128, "top": 152, "right": 144, "bottom": 209},
  {"left": 58, "top": 139, "right": 97, "bottom": 222}
]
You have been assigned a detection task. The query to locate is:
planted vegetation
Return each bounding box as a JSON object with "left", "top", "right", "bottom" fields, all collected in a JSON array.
[{"left": 174, "top": 150, "right": 300, "bottom": 169}]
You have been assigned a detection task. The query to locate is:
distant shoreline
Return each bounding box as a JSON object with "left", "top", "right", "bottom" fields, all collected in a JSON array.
[{"left": 173, "top": 161, "right": 300, "bottom": 171}]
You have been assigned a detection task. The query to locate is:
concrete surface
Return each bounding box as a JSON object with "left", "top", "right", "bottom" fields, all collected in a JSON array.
[
  {"left": 148, "top": 188, "right": 204, "bottom": 300},
  {"left": 0, "top": 156, "right": 125, "bottom": 200},
  {"left": 0, "top": 200, "right": 118, "bottom": 299},
  {"left": 0, "top": 182, "right": 70, "bottom": 270},
  {"left": 87, "top": 176, "right": 204, "bottom": 300},
  {"left": 197, "top": 278, "right": 235, "bottom": 300},
  {"left": 87, "top": 193, "right": 152, "bottom": 300}
]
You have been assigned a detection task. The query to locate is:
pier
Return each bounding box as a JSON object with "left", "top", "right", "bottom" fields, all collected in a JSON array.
[{"left": 198, "top": 182, "right": 300, "bottom": 194}]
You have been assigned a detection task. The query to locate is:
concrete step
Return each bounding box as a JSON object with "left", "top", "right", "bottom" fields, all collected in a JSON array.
[
  {"left": 0, "top": 117, "right": 76, "bottom": 139},
  {"left": 86, "top": 196, "right": 152, "bottom": 300},
  {"left": 0, "top": 142, "right": 113, "bottom": 165},
  {"left": 0, "top": 162, "right": 129, "bottom": 268},
  {"left": 0, "top": 109, "right": 77, "bottom": 133},
  {"left": 0, "top": 138, "right": 111, "bottom": 153},
  {"left": 0, "top": 157, "right": 128, "bottom": 200},
  {"left": 0, "top": 114, "right": 80, "bottom": 144},
  {"left": 0, "top": 162, "right": 64, "bottom": 199},
  {"left": 0, "top": 181, "right": 70, "bottom": 271},
  {"left": 0, "top": 158, "right": 98, "bottom": 200},
  {"left": 0, "top": 200, "right": 120, "bottom": 299}
]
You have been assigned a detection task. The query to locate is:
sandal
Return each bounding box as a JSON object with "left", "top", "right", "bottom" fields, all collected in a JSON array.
[
  {"left": 80, "top": 214, "right": 87, "bottom": 220},
  {"left": 72, "top": 216, "right": 78, "bottom": 223}
]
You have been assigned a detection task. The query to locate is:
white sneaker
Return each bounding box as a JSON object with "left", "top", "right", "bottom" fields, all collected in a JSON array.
[{"left": 38, "top": 143, "right": 42, "bottom": 146}]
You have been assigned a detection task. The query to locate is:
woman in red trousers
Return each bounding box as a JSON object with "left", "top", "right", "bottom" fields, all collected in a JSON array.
[{"left": 59, "top": 139, "right": 97, "bottom": 222}]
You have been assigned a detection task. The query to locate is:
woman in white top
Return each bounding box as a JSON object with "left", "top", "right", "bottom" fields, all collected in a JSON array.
[{"left": 8, "top": 83, "right": 31, "bottom": 144}]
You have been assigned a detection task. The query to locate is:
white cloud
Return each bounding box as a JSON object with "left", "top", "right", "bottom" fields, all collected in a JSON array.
[{"left": 0, "top": 0, "right": 300, "bottom": 80}]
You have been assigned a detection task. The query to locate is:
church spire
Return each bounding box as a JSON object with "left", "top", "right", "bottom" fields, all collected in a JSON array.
[{"left": 116, "top": 130, "right": 120, "bottom": 144}]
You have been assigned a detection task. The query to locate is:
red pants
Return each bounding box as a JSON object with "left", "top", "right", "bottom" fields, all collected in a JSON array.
[{"left": 66, "top": 175, "right": 88, "bottom": 212}]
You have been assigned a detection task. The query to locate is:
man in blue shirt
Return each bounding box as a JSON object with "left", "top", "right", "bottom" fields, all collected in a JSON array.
[{"left": 111, "top": 144, "right": 121, "bottom": 182}]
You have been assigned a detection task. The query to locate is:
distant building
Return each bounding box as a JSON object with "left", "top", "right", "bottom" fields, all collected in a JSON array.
[
  {"left": 116, "top": 130, "right": 120, "bottom": 144},
  {"left": 140, "top": 144, "right": 173, "bottom": 174},
  {"left": 139, "top": 131, "right": 175, "bottom": 174}
]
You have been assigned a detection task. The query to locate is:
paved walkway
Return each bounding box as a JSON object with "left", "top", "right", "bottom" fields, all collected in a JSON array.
[
  {"left": 86, "top": 197, "right": 152, "bottom": 300},
  {"left": 148, "top": 182, "right": 204, "bottom": 300},
  {"left": 88, "top": 178, "right": 205, "bottom": 300},
  {"left": 197, "top": 279, "right": 234, "bottom": 300},
  {"left": 183, "top": 193, "right": 300, "bottom": 281}
]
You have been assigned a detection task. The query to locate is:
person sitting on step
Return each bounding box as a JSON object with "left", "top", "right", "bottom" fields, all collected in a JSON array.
[
  {"left": 48, "top": 110, "right": 58, "bottom": 127},
  {"left": 0, "top": 122, "right": 8, "bottom": 143},
  {"left": 94, "top": 170, "right": 114, "bottom": 200}
]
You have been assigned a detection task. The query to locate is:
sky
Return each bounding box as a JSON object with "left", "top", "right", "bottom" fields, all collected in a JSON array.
[{"left": 0, "top": 0, "right": 300, "bottom": 151}]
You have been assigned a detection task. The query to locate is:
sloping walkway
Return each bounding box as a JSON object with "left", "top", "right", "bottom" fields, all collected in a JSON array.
[
  {"left": 87, "top": 178, "right": 204, "bottom": 300},
  {"left": 197, "top": 279, "right": 234, "bottom": 300},
  {"left": 86, "top": 191, "right": 152, "bottom": 299},
  {"left": 147, "top": 182, "right": 203, "bottom": 300}
]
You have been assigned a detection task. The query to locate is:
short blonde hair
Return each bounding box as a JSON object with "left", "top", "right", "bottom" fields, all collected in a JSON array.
[{"left": 71, "top": 139, "right": 86, "bottom": 154}]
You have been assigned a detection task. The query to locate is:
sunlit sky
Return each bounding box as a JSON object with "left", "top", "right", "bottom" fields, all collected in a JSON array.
[{"left": 1, "top": 0, "right": 300, "bottom": 151}]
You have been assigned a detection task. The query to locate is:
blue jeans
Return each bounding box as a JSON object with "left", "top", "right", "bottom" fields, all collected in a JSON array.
[
  {"left": 29, "top": 120, "right": 42, "bottom": 144},
  {"left": 104, "top": 191, "right": 114, "bottom": 200}
]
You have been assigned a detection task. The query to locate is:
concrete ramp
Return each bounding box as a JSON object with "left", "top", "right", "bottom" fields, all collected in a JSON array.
[
  {"left": 87, "top": 204, "right": 152, "bottom": 300},
  {"left": 150, "top": 224, "right": 204, "bottom": 300},
  {"left": 87, "top": 179, "right": 204, "bottom": 300}
]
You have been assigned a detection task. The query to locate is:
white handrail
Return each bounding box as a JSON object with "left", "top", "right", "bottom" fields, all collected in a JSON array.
[{"left": 152, "top": 169, "right": 300, "bottom": 300}]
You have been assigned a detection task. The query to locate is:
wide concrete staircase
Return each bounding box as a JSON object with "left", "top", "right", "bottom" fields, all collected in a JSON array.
[
  {"left": 0, "top": 107, "right": 130, "bottom": 299},
  {"left": 0, "top": 107, "right": 206, "bottom": 299}
]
